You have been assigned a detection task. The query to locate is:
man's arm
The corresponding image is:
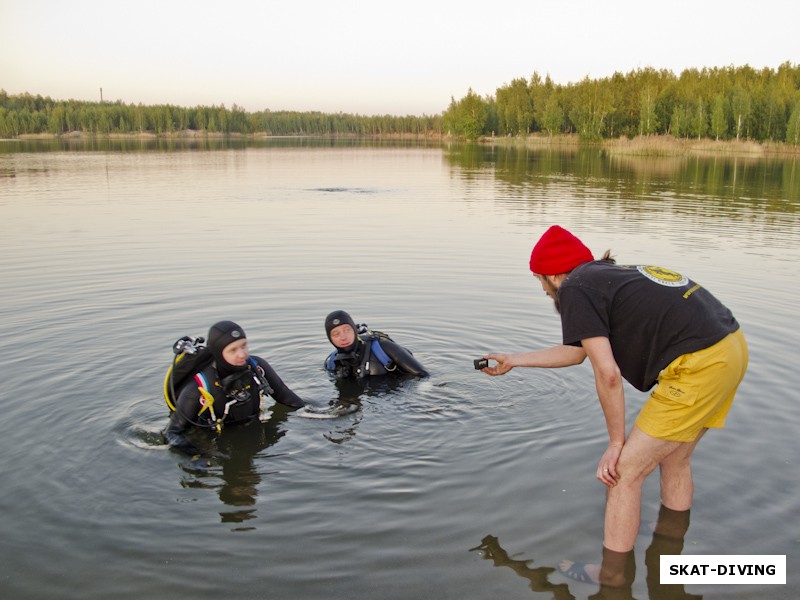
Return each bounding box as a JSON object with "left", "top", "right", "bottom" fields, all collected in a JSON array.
[
  {"left": 258, "top": 358, "right": 305, "bottom": 408},
  {"left": 581, "top": 336, "right": 626, "bottom": 486},
  {"left": 483, "top": 344, "right": 587, "bottom": 375},
  {"left": 381, "top": 340, "right": 429, "bottom": 377},
  {"left": 164, "top": 386, "right": 202, "bottom": 456}
]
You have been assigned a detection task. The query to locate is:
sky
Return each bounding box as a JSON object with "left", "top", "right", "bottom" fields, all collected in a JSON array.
[{"left": 2, "top": 0, "right": 798, "bottom": 116}]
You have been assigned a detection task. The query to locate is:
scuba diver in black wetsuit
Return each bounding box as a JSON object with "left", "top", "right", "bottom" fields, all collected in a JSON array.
[
  {"left": 164, "top": 320, "right": 304, "bottom": 457},
  {"left": 323, "top": 310, "right": 429, "bottom": 380}
]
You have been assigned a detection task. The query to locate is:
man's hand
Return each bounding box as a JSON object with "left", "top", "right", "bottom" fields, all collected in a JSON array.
[
  {"left": 597, "top": 442, "right": 623, "bottom": 487},
  {"left": 481, "top": 354, "right": 514, "bottom": 376}
]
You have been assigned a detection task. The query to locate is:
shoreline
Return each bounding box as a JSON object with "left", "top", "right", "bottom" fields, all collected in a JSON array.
[
  {"left": 6, "top": 131, "right": 800, "bottom": 157},
  {"left": 479, "top": 133, "right": 800, "bottom": 157},
  {"left": 9, "top": 130, "right": 444, "bottom": 141}
]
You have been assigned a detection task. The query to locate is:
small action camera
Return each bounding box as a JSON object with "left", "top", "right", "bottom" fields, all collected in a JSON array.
[{"left": 474, "top": 358, "right": 489, "bottom": 370}]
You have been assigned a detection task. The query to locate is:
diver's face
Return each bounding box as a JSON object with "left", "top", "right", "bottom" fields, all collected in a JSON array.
[
  {"left": 222, "top": 338, "right": 250, "bottom": 366},
  {"left": 330, "top": 324, "right": 356, "bottom": 349}
]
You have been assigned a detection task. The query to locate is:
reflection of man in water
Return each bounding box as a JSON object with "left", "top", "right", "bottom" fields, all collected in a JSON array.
[
  {"left": 470, "top": 535, "right": 575, "bottom": 600},
  {"left": 179, "top": 407, "right": 289, "bottom": 528},
  {"left": 474, "top": 504, "right": 701, "bottom": 599},
  {"left": 565, "top": 505, "right": 701, "bottom": 599},
  {"left": 322, "top": 377, "right": 364, "bottom": 445},
  {"left": 644, "top": 505, "right": 702, "bottom": 600},
  {"left": 322, "top": 366, "right": 416, "bottom": 445}
]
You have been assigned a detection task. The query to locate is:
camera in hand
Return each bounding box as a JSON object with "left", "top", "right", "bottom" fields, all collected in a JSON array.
[{"left": 474, "top": 358, "right": 489, "bottom": 370}]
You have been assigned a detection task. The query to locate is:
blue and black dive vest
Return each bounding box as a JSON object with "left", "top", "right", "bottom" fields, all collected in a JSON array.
[{"left": 325, "top": 331, "right": 396, "bottom": 379}]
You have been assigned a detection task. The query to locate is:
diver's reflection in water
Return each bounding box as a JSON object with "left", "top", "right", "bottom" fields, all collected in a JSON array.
[
  {"left": 178, "top": 407, "right": 289, "bottom": 529},
  {"left": 323, "top": 377, "right": 365, "bottom": 444},
  {"left": 473, "top": 505, "right": 701, "bottom": 600},
  {"left": 470, "top": 535, "right": 576, "bottom": 600},
  {"left": 322, "top": 375, "right": 412, "bottom": 444}
]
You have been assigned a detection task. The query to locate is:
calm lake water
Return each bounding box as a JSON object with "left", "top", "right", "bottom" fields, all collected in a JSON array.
[{"left": 1, "top": 138, "right": 798, "bottom": 600}]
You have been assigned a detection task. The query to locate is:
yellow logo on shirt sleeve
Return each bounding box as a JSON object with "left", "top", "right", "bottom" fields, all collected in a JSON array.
[{"left": 637, "top": 265, "right": 689, "bottom": 287}]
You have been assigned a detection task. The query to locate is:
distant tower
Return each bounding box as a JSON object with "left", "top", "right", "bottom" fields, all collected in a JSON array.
[{"left": 100, "top": 87, "right": 104, "bottom": 103}]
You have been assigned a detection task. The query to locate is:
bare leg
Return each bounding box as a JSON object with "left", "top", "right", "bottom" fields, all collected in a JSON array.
[
  {"left": 603, "top": 426, "right": 687, "bottom": 552},
  {"left": 659, "top": 428, "right": 706, "bottom": 511}
]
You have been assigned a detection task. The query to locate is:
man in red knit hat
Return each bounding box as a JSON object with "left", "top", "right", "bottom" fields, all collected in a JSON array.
[{"left": 481, "top": 225, "right": 748, "bottom": 584}]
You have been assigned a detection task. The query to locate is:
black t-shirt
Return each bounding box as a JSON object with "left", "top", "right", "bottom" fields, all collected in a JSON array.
[{"left": 558, "top": 261, "right": 739, "bottom": 391}]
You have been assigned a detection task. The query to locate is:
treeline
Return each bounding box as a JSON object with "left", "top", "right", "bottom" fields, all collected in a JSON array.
[
  {"left": 3, "top": 62, "right": 800, "bottom": 144},
  {"left": 443, "top": 62, "right": 800, "bottom": 144},
  {"left": 0, "top": 89, "right": 443, "bottom": 138}
]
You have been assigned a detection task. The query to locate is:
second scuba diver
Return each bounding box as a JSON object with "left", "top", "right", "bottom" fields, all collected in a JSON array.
[
  {"left": 324, "top": 310, "right": 429, "bottom": 380},
  {"left": 164, "top": 320, "right": 305, "bottom": 456}
]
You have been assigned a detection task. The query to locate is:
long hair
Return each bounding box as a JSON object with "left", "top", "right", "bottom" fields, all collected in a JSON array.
[{"left": 600, "top": 249, "right": 616, "bottom": 264}]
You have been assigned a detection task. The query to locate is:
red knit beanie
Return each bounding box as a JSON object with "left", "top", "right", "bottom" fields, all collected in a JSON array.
[{"left": 529, "top": 225, "right": 593, "bottom": 275}]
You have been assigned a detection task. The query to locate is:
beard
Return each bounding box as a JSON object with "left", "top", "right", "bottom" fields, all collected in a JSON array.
[{"left": 543, "top": 277, "right": 561, "bottom": 314}]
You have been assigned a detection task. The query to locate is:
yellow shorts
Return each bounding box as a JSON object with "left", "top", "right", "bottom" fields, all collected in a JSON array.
[{"left": 636, "top": 328, "right": 748, "bottom": 442}]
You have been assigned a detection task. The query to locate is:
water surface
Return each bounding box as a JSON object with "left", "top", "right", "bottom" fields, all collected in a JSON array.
[{"left": 1, "top": 138, "right": 798, "bottom": 599}]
